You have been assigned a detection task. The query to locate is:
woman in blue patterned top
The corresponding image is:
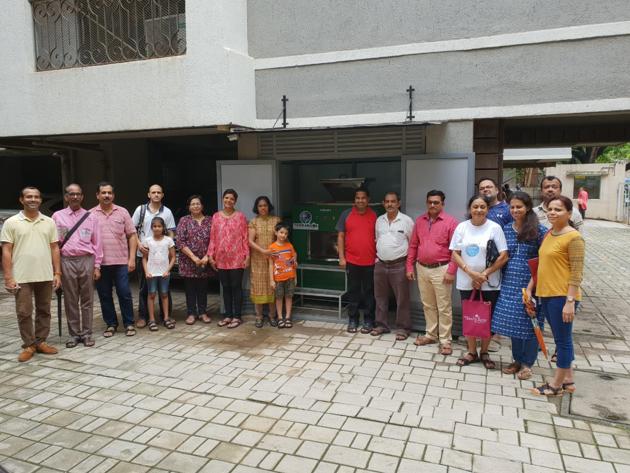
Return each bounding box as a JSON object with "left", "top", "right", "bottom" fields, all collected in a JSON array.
[{"left": 492, "top": 192, "right": 547, "bottom": 380}]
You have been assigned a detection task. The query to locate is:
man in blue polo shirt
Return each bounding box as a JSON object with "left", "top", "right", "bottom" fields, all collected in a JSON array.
[
  {"left": 336, "top": 187, "right": 377, "bottom": 334},
  {"left": 478, "top": 177, "right": 512, "bottom": 227}
]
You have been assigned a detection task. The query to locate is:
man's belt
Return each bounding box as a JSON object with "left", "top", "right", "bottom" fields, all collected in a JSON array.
[
  {"left": 418, "top": 261, "right": 449, "bottom": 269},
  {"left": 378, "top": 256, "right": 407, "bottom": 265}
]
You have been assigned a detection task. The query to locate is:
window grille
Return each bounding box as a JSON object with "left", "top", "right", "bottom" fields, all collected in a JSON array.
[{"left": 30, "top": 0, "right": 186, "bottom": 71}]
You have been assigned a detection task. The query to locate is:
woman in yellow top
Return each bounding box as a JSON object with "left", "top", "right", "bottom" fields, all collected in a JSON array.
[
  {"left": 527, "top": 195, "right": 584, "bottom": 396},
  {"left": 248, "top": 196, "right": 281, "bottom": 328}
]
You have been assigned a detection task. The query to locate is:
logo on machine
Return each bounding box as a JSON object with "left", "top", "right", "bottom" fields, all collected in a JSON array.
[{"left": 293, "top": 210, "right": 319, "bottom": 230}]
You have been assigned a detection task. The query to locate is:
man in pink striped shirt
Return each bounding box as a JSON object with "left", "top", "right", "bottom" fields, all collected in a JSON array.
[
  {"left": 90, "top": 182, "right": 137, "bottom": 338},
  {"left": 406, "top": 190, "right": 459, "bottom": 355},
  {"left": 53, "top": 184, "right": 103, "bottom": 348}
]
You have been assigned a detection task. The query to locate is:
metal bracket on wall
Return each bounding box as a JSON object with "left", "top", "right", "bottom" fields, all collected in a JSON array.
[
  {"left": 406, "top": 85, "right": 415, "bottom": 122},
  {"left": 282, "top": 95, "right": 289, "bottom": 128}
]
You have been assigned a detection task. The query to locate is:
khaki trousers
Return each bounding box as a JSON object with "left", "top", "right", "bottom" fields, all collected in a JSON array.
[
  {"left": 15, "top": 281, "right": 53, "bottom": 348},
  {"left": 61, "top": 255, "right": 95, "bottom": 338},
  {"left": 416, "top": 263, "right": 453, "bottom": 343}
]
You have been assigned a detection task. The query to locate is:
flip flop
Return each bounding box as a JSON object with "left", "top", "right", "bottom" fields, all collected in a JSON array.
[
  {"left": 227, "top": 318, "right": 242, "bottom": 329},
  {"left": 217, "top": 317, "right": 232, "bottom": 327}
]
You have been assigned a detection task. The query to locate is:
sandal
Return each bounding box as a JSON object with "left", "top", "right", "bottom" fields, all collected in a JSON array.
[
  {"left": 148, "top": 321, "right": 159, "bottom": 332},
  {"left": 227, "top": 318, "right": 242, "bottom": 329},
  {"left": 83, "top": 336, "right": 95, "bottom": 347},
  {"left": 347, "top": 324, "right": 358, "bottom": 333},
  {"left": 479, "top": 352, "right": 496, "bottom": 370},
  {"left": 414, "top": 336, "right": 438, "bottom": 346},
  {"left": 502, "top": 362, "right": 522, "bottom": 375},
  {"left": 278, "top": 319, "right": 286, "bottom": 329},
  {"left": 284, "top": 319, "right": 293, "bottom": 329},
  {"left": 531, "top": 382, "right": 564, "bottom": 397},
  {"left": 185, "top": 315, "right": 196, "bottom": 325},
  {"left": 269, "top": 317, "right": 278, "bottom": 327},
  {"left": 136, "top": 319, "right": 147, "bottom": 329},
  {"left": 396, "top": 333, "right": 409, "bottom": 341},
  {"left": 163, "top": 319, "right": 175, "bottom": 329},
  {"left": 439, "top": 344, "right": 453, "bottom": 356},
  {"left": 562, "top": 382, "right": 576, "bottom": 393},
  {"left": 517, "top": 367, "right": 533, "bottom": 380},
  {"left": 201, "top": 314, "right": 212, "bottom": 324},
  {"left": 103, "top": 326, "right": 116, "bottom": 338},
  {"left": 456, "top": 352, "right": 478, "bottom": 366},
  {"left": 360, "top": 325, "right": 373, "bottom": 334},
  {"left": 125, "top": 326, "right": 136, "bottom": 337},
  {"left": 217, "top": 317, "right": 232, "bottom": 327},
  {"left": 255, "top": 318, "right": 264, "bottom": 329},
  {"left": 551, "top": 351, "right": 557, "bottom": 363},
  {"left": 66, "top": 337, "right": 80, "bottom": 348},
  {"left": 370, "top": 327, "right": 390, "bottom": 337}
]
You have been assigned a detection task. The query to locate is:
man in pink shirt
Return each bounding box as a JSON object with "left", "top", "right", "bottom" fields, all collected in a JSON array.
[
  {"left": 53, "top": 184, "right": 103, "bottom": 348},
  {"left": 406, "top": 190, "right": 459, "bottom": 355},
  {"left": 90, "top": 182, "right": 138, "bottom": 338}
]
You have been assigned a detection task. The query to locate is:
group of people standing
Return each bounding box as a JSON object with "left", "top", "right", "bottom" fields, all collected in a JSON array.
[
  {"left": 2, "top": 177, "right": 585, "bottom": 397},
  {"left": 339, "top": 176, "right": 584, "bottom": 397}
]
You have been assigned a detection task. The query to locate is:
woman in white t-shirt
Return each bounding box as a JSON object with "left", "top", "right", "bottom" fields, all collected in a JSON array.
[
  {"left": 450, "top": 195, "right": 508, "bottom": 369},
  {"left": 142, "top": 217, "right": 176, "bottom": 331}
]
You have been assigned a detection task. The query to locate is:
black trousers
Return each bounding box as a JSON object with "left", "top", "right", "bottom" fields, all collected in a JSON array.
[
  {"left": 346, "top": 263, "right": 375, "bottom": 326},
  {"left": 184, "top": 277, "right": 208, "bottom": 317},
  {"left": 136, "top": 256, "right": 172, "bottom": 322},
  {"left": 218, "top": 269, "right": 244, "bottom": 318}
]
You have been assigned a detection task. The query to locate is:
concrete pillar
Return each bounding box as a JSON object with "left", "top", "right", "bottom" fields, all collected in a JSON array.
[
  {"left": 426, "top": 121, "right": 474, "bottom": 154},
  {"left": 473, "top": 119, "right": 504, "bottom": 186}
]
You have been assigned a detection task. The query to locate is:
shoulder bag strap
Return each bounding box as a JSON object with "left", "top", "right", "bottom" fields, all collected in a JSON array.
[{"left": 59, "top": 211, "right": 91, "bottom": 250}]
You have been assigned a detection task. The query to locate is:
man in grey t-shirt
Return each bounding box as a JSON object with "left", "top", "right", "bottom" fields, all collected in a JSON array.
[
  {"left": 132, "top": 184, "right": 176, "bottom": 327},
  {"left": 534, "top": 176, "right": 584, "bottom": 232}
]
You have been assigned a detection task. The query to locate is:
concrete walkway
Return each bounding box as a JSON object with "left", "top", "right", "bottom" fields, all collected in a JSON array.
[{"left": 0, "top": 220, "right": 629, "bottom": 473}]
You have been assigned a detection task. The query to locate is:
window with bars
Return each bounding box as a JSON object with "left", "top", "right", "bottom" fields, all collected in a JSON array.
[{"left": 30, "top": 0, "right": 186, "bottom": 71}]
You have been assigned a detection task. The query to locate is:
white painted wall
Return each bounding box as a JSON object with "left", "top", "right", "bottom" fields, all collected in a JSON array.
[
  {"left": 0, "top": 1, "right": 256, "bottom": 137},
  {"left": 546, "top": 162, "right": 627, "bottom": 221}
]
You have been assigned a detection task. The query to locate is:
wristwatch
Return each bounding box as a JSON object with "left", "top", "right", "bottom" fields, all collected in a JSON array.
[{"left": 566, "top": 296, "right": 575, "bottom": 303}]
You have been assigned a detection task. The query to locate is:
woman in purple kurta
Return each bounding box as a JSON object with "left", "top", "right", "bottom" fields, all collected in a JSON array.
[{"left": 176, "top": 195, "right": 213, "bottom": 324}]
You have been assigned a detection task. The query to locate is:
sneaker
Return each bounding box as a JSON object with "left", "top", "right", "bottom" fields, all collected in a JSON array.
[
  {"left": 35, "top": 342, "right": 58, "bottom": 355},
  {"left": 18, "top": 345, "right": 36, "bottom": 362}
]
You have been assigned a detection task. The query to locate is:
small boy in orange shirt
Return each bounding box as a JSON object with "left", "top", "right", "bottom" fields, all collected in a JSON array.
[{"left": 268, "top": 222, "right": 298, "bottom": 328}]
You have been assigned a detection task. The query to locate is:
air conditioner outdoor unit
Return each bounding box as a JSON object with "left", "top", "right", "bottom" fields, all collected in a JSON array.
[{"left": 144, "top": 13, "right": 186, "bottom": 56}]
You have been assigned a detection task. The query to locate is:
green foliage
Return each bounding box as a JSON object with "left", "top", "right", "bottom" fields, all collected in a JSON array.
[{"left": 597, "top": 143, "right": 630, "bottom": 163}]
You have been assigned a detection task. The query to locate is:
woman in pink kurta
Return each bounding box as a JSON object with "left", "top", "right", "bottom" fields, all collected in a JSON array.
[{"left": 207, "top": 189, "right": 250, "bottom": 328}]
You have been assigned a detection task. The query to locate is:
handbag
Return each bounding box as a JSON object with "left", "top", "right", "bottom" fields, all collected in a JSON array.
[
  {"left": 462, "top": 289, "right": 492, "bottom": 338},
  {"left": 485, "top": 239, "right": 499, "bottom": 268}
]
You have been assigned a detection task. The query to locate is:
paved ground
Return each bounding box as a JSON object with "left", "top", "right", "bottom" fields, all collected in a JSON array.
[{"left": 0, "top": 220, "right": 629, "bottom": 473}]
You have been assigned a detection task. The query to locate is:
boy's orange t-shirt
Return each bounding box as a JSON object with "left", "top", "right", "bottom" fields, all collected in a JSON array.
[{"left": 269, "top": 241, "right": 297, "bottom": 282}]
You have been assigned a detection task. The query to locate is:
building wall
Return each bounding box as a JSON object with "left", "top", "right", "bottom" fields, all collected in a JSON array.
[
  {"left": 250, "top": 0, "right": 630, "bottom": 128},
  {"left": 546, "top": 162, "right": 627, "bottom": 221},
  {"left": 248, "top": 0, "right": 630, "bottom": 57},
  {"left": 0, "top": 1, "right": 255, "bottom": 137}
]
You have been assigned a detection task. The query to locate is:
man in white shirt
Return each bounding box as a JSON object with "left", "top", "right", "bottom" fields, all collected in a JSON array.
[
  {"left": 132, "top": 184, "right": 176, "bottom": 327},
  {"left": 370, "top": 192, "right": 414, "bottom": 340},
  {"left": 534, "top": 176, "right": 584, "bottom": 232}
]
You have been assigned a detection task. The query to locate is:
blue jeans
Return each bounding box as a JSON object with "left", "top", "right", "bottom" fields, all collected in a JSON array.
[
  {"left": 96, "top": 264, "right": 135, "bottom": 328},
  {"left": 511, "top": 337, "right": 539, "bottom": 367},
  {"left": 541, "top": 296, "right": 578, "bottom": 369},
  {"left": 147, "top": 276, "right": 170, "bottom": 295}
]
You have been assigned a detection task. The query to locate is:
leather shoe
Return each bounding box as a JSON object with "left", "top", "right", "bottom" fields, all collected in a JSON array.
[
  {"left": 18, "top": 345, "right": 36, "bottom": 362},
  {"left": 35, "top": 342, "right": 58, "bottom": 355}
]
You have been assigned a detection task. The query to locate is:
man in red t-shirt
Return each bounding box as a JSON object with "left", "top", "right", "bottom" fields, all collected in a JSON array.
[{"left": 337, "top": 187, "right": 377, "bottom": 333}]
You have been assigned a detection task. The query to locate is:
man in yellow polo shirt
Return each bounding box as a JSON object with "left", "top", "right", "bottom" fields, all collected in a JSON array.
[{"left": 1, "top": 187, "right": 62, "bottom": 362}]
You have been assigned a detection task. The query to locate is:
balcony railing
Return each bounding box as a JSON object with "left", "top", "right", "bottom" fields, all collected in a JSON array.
[{"left": 30, "top": 0, "right": 186, "bottom": 71}]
